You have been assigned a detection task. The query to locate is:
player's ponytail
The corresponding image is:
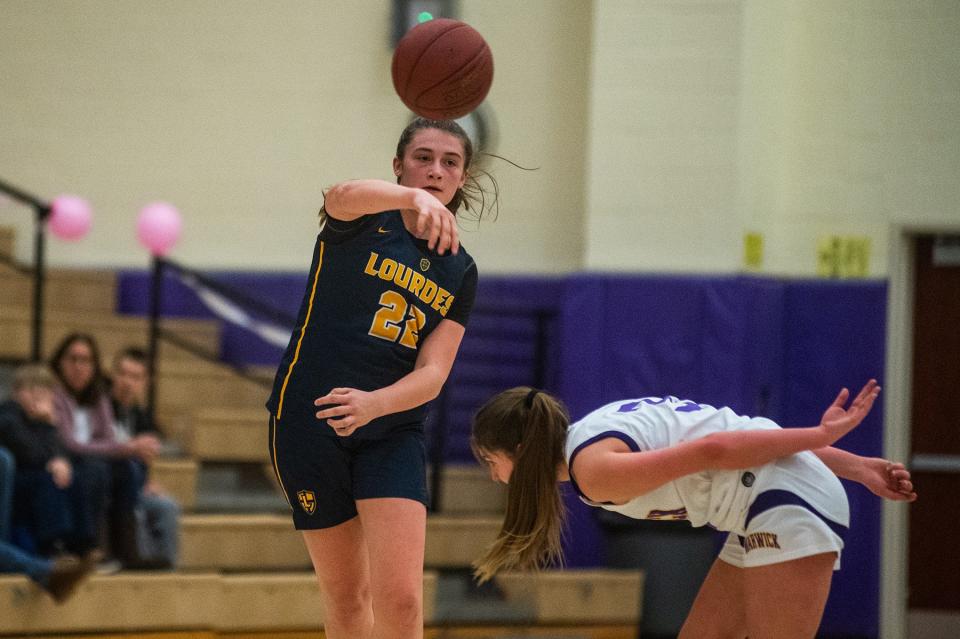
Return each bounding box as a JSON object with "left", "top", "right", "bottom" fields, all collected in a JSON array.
[{"left": 470, "top": 387, "right": 569, "bottom": 583}]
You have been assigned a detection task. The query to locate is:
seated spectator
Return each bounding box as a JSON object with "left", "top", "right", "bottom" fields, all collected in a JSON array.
[
  {"left": 0, "top": 365, "right": 99, "bottom": 557},
  {"left": 108, "top": 347, "right": 180, "bottom": 569},
  {"left": 0, "top": 445, "right": 12, "bottom": 543},
  {"left": 49, "top": 334, "right": 160, "bottom": 568},
  {"left": 0, "top": 539, "right": 99, "bottom": 603}
]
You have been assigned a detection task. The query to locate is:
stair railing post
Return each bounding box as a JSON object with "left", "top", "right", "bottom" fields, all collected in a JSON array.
[
  {"left": 147, "top": 255, "right": 163, "bottom": 419},
  {"left": 31, "top": 203, "right": 51, "bottom": 362}
]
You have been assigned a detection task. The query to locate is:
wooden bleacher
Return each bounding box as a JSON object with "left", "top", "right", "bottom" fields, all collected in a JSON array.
[{"left": 0, "top": 225, "right": 643, "bottom": 636}]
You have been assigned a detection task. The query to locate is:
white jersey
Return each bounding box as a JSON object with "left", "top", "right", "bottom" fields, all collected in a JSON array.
[
  {"left": 566, "top": 395, "right": 851, "bottom": 568},
  {"left": 566, "top": 396, "right": 787, "bottom": 533}
]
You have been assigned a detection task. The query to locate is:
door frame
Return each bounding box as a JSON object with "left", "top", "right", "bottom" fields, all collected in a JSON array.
[{"left": 882, "top": 221, "right": 960, "bottom": 639}]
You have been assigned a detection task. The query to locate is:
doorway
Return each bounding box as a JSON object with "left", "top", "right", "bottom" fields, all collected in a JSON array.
[{"left": 884, "top": 230, "right": 960, "bottom": 639}]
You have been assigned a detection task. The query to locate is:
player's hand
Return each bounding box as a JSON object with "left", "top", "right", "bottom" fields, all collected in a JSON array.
[
  {"left": 818, "top": 379, "right": 881, "bottom": 446},
  {"left": 411, "top": 189, "right": 459, "bottom": 256},
  {"left": 315, "top": 387, "right": 384, "bottom": 437},
  {"left": 854, "top": 458, "right": 917, "bottom": 502}
]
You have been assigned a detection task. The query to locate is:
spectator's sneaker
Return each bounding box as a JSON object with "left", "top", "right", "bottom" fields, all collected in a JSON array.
[
  {"left": 45, "top": 555, "right": 94, "bottom": 604},
  {"left": 94, "top": 557, "right": 122, "bottom": 575}
]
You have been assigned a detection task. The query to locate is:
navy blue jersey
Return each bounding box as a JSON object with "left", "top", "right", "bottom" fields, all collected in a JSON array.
[{"left": 266, "top": 210, "right": 477, "bottom": 439}]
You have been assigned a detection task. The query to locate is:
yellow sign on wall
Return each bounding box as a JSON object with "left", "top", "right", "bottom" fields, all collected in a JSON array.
[
  {"left": 743, "top": 232, "right": 763, "bottom": 270},
  {"left": 817, "top": 236, "right": 871, "bottom": 278}
]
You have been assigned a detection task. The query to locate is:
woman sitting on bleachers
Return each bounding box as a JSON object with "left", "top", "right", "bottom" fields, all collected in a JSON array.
[{"left": 49, "top": 333, "right": 161, "bottom": 568}]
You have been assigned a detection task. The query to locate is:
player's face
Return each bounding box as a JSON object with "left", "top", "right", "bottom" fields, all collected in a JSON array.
[
  {"left": 394, "top": 128, "right": 468, "bottom": 206},
  {"left": 478, "top": 448, "right": 514, "bottom": 485}
]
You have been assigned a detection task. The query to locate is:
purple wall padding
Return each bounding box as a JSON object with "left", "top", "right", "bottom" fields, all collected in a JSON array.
[
  {"left": 780, "top": 281, "right": 886, "bottom": 639},
  {"left": 118, "top": 269, "right": 885, "bottom": 637}
]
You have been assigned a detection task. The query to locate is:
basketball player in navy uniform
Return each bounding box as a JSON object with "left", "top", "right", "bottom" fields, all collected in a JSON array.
[
  {"left": 470, "top": 382, "right": 916, "bottom": 639},
  {"left": 267, "top": 118, "right": 480, "bottom": 639}
]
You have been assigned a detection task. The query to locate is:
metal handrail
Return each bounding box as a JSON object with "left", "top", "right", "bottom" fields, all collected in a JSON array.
[
  {"left": 0, "top": 178, "right": 52, "bottom": 361},
  {"left": 145, "top": 256, "right": 294, "bottom": 416}
]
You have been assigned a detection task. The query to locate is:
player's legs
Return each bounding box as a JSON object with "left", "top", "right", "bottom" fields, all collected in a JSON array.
[
  {"left": 678, "top": 557, "right": 747, "bottom": 639},
  {"left": 302, "top": 518, "right": 374, "bottom": 639},
  {"left": 357, "top": 497, "right": 427, "bottom": 639},
  {"left": 743, "top": 551, "right": 836, "bottom": 639}
]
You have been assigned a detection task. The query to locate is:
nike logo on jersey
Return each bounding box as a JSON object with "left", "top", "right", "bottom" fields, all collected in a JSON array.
[{"left": 378, "top": 226, "right": 390, "bottom": 234}]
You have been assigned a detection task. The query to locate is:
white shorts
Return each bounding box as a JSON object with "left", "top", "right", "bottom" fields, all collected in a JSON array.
[{"left": 718, "top": 451, "right": 849, "bottom": 570}]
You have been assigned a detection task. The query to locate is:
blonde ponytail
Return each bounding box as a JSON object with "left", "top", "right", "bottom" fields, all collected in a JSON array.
[{"left": 470, "top": 387, "right": 570, "bottom": 583}]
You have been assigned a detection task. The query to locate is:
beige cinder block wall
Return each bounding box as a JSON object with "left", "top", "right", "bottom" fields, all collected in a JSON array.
[
  {"left": 1, "top": 1, "right": 957, "bottom": 275},
  {"left": 0, "top": 0, "right": 590, "bottom": 273}
]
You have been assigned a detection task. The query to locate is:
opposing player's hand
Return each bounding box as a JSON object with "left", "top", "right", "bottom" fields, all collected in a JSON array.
[
  {"left": 411, "top": 189, "right": 459, "bottom": 256},
  {"left": 315, "top": 387, "right": 384, "bottom": 437},
  {"left": 818, "top": 379, "right": 881, "bottom": 446},
  {"left": 855, "top": 458, "right": 917, "bottom": 502}
]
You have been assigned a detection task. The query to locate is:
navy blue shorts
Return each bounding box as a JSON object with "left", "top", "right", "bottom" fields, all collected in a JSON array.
[{"left": 267, "top": 414, "right": 429, "bottom": 530}]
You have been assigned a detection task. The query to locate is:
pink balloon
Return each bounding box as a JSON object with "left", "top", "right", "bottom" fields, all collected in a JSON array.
[
  {"left": 136, "top": 202, "right": 182, "bottom": 257},
  {"left": 48, "top": 195, "right": 93, "bottom": 240}
]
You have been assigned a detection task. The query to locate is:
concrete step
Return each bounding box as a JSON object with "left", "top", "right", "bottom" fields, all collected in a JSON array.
[
  {"left": 0, "top": 264, "right": 117, "bottom": 314},
  {"left": 0, "top": 570, "right": 439, "bottom": 634},
  {"left": 0, "top": 306, "right": 220, "bottom": 363},
  {"left": 150, "top": 458, "right": 199, "bottom": 510},
  {"left": 495, "top": 569, "right": 644, "bottom": 625},
  {"left": 424, "top": 516, "right": 502, "bottom": 569},
  {"left": 179, "top": 514, "right": 501, "bottom": 571},
  {"left": 436, "top": 465, "right": 506, "bottom": 515},
  {"left": 0, "top": 226, "right": 12, "bottom": 257},
  {"left": 0, "top": 566, "right": 642, "bottom": 635},
  {"left": 189, "top": 408, "right": 265, "bottom": 462},
  {"left": 154, "top": 363, "right": 269, "bottom": 418}
]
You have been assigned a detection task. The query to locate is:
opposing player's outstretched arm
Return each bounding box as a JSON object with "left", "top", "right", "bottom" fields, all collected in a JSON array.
[
  {"left": 314, "top": 319, "right": 465, "bottom": 436},
  {"left": 572, "top": 380, "right": 881, "bottom": 504},
  {"left": 814, "top": 447, "right": 917, "bottom": 501}
]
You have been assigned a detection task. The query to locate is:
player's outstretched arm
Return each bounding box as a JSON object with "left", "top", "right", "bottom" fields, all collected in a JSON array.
[
  {"left": 814, "top": 447, "right": 917, "bottom": 501},
  {"left": 324, "top": 179, "right": 459, "bottom": 254},
  {"left": 573, "top": 381, "right": 881, "bottom": 504},
  {"left": 323, "top": 179, "right": 421, "bottom": 221}
]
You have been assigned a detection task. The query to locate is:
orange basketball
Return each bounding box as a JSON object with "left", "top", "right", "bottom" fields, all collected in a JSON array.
[{"left": 391, "top": 18, "right": 494, "bottom": 120}]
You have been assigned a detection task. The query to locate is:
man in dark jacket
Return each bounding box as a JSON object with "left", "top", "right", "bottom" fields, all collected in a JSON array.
[{"left": 108, "top": 347, "right": 180, "bottom": 569}]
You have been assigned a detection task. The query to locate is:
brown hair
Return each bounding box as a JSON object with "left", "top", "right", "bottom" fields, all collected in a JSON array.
[
  {"left": 12, "top": 364, "right": 56, "bottom": 391},
  {"left": 114, "top": 346, "right": 148, "bottom": 369},
  {"left": 394, "top": 116, "right": 500, "bottom": 221},
  {"left": 319, "top": 117, "right": 507, "bottom": 228},
  {"left": 470, "top": 387, "right": 570, "bottom": 583},
  {"left": 49, "top": 332, "right": 106, "bottom": 406}
]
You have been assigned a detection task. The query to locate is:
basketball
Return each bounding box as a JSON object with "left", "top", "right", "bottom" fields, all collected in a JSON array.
[{"left": 391, "top": 18, "right": 494, "bottom": 121}]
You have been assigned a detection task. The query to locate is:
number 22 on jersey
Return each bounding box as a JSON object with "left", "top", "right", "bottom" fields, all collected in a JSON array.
[{"left": 369, "top": 290, "right": 426, "bottom": 348}]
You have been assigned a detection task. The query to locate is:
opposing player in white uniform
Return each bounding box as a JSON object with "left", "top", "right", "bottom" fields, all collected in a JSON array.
[{"left": 470, "top": 381, "right": 916, "bottom": 639}]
